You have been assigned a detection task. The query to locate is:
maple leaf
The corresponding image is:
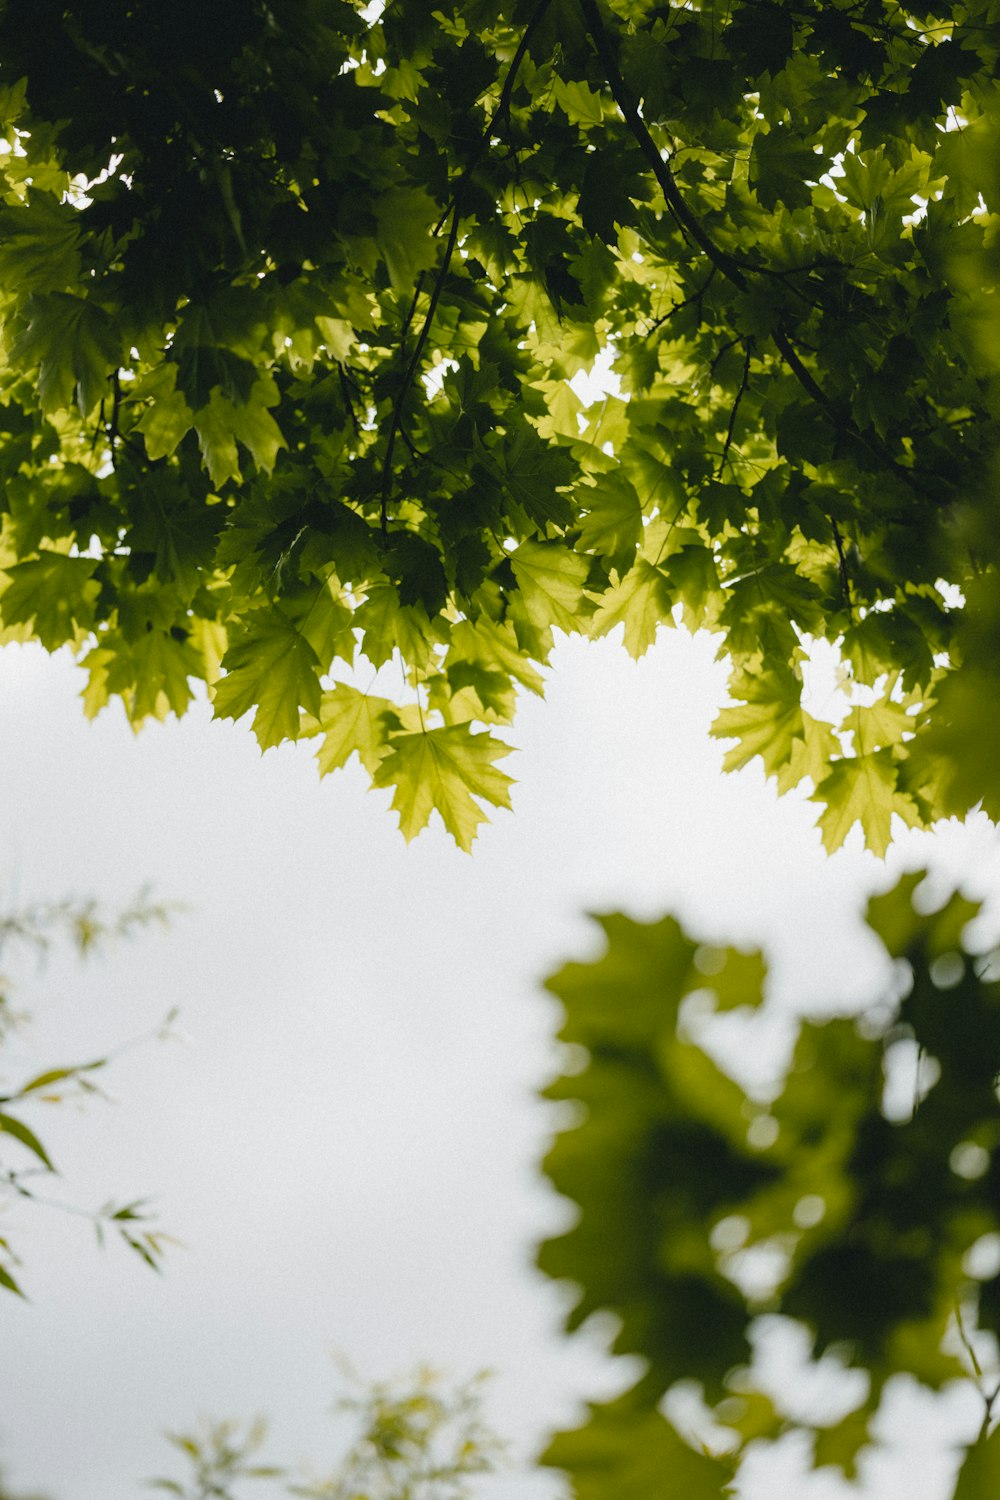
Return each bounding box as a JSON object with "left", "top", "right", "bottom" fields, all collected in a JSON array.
[
  {"left": 374, "top": 185, "right": 442, "bottom": 292},
  {"left": 0, "top": 550, "right": 100, "bottom": 648},
  {"left": 212, "top": 609, "right": 322, "bottom": 750},
  {"left": 310, "top": 684, "right": 396, "bottom": 776},
  {"left": 373, "top": 723, "right": 514, "bottom": 851},
  {"left": 774, "top": 712, "right": 841, "bottom": 794},
  {"left": 355, "top": 585, "right": 441, "bottom": 673},
  {"left": 193, "top": 377, "right": 286, "bottom": 489},
  {"left": 133, "top": 363, "right": 195, "bottom": 461},
  {"left": 589, "top": 558, "right": 672, "bottom": 659},
  {"left": 8, "top": 292, "right": 122, "bottom": 414},
  {"left": 575, "top": 471, "right": 643, "bottom": 573},
  {"left": 124, "top": 630, "right": 201, "bottom": 723},
  {"left": 812, "top": 749, "right": 919, "bottom": 857},
  {"left": 711, "top": 665, "right": 805, "bottom": 778},
  {"left": 446, "top": 619, "right": 545, "bottom": 697},
  {"left": 509, "top": 542, "right": 593, "bottom": 651},
  {"left": 0, "top": 193, "right": 81, "bottom": 293}
]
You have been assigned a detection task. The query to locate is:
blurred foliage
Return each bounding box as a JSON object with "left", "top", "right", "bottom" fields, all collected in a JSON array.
[
  {"left": 539, "top": 869, "right": 1000, "bottom": 1498},
  {"left": 151, "top": 1368, "right": 503, "bottom": 1500},
  {"left": 0, "top": 889, "right": 180, "bottom": 1296},
  {"left": 0, "top": 3, "right": 997, "bottom": 848},
  {"left": 0, "top": 1472, "right": 49, "bottom": 1500}
]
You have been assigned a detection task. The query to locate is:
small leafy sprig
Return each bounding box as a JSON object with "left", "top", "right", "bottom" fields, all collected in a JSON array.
[
  {"left": 0, "top": 889, "right": 182, "bottom": 1296},
  {"left": 149, "top": 1368, "right": 503, "bottom": 1500}
]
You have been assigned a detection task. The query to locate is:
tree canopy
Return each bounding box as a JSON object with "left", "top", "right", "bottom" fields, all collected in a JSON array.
[{"left": 0, "top": 0, "right": 997, "bottom": 848}]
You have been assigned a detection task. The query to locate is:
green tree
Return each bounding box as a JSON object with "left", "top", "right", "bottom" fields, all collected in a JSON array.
[
  {"left": 538, "top": 869, "right": 1000, "bottom": 1498},
  {"left": 0, "top": 1, "right": 996, "bottom": 849}
]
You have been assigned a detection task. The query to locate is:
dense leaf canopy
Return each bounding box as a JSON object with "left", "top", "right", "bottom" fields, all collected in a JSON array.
[
  {"left": 540, "top": 873, "right": 1000, "bottom": 1497},
  {"left": 0, "top": 0, "right": 998, "bottom": 847}
]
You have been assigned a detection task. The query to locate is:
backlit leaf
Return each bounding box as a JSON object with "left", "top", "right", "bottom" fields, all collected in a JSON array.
[{"left": 373, "top": 723, "right": 514, "bottom": 851}]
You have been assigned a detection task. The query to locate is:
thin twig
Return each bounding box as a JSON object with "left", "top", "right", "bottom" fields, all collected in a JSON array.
[
  {"left": 645, "top": 267, "right": 716, "bottom": 335},
  {"left": 397, "top": 271, "right": 427, "bottom": 347},
  {"left": 338, "top": 365, "right": 361, "bottom": 437},
  {"left": 717, "top": 340, "right": 752, "bottom": 478},
  {"left": 709, "top": 333, "right": 743, "bottom": 382},
  {"left": 831, "top": 518, "right": 854, "bottom": 620},
  {"left": 380, "top": 201, "right": 461, "bottom": 540}
]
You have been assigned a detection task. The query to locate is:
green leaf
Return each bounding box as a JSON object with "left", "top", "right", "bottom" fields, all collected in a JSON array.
[
  {"left": 589, "top": 558, "right": 672, "bottom": 659},
  {"left": 711, "top": 665, "right": 805, "bottom": 779},
  {"left": 374, "top": 185, "right": 442, "bottom": 292},
  {"left": 0, "top": 1263, "right": 26, "bottom": 1298},
  {"left": 212, "top": 609, "right": 322, "bottom": 749},
  {"left": 0, "top": 551, "right": 100, "bottom": 649},
  {"left": 509, "top": 541, "right": 594, "bottom": 649},
  {"left": 355, "top": 585, "right": 440, "bottom": 673},
  {"left": 576, "top": 472, "right": 643, "bottom": 572},
  {"left": 812, "top": 750, "right": 918, "bottom": 857},
  {"left": 543, "top": 1398, "right": 735, "bottom": 1500},
  {"left": 750, "top": 126, "right": 819, "bottom": 211},
  {"left": 311, "top": 684, "right": 396, "bottom": 776},
  {"left": 193, "top": 376, "right": 286, "bottom": 488},
  {"left": 0, "top": 1110, "right": 56, "bottom": 1170},
  {"left": 8, "top": 292, "right": 122, "bottom": 414},
  {"left": 552, "top": 76, "right": 606, "bottom": 128},
  {"left": 134, "top": 363, "right": 196, "bottom": 461},
  {"left": 492, "top": 424, "right": 576, "bottom": 529},
  {"left": 0, "top": 192, "right": 81, "bottom": 293},
  {"left": 17, "top": 1066, "right": 84, "bottom": 1094},
  {"left": 373, "top": 723, "right": 514, "bottom": 851},
  {"left": 952, "top": 1425, "right": 1000, "bottom": 1500}
]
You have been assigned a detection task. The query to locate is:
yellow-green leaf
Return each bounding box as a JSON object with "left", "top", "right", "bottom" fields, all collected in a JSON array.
[
  {"left": 589, "top": 558, "right": 672, "bottom": 659},
  {"left": 510, "top": 541, "right": 593, "bottom": 636},
  {"left": 0, "top": 550, "right": 100, "bottom": 649},
  {"left": 812, "top": 750, "right": 917, "bottom": 857},
  {"left": 953, "top": 1425, "right": 1000, "bottom": 1500},
  {"left": 312, "top": 684, "right": 396, "bottom": 776},
  {"left": 373, "top": 723, "right": 514, "bottom": 851}
]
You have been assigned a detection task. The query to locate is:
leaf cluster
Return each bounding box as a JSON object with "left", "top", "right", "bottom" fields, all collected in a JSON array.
[{"left": 0, "top": 2, "right": 998, "bottom": 848}]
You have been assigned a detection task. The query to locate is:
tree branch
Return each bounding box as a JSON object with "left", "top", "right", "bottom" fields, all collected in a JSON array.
[
  {"left": 577, "top": 0, "right": 746, "bottom": 281},
  {"left": 717, "top": 340, "right": 753, "bottom": 478},
  {"left": 645, "top": 267, "right": 716, "bottom": 336}
]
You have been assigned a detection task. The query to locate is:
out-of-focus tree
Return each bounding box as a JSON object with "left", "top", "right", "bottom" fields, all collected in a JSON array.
[
  {"left": 151, "top": 1368, "right": 503, "bottom": 1500},
  {"left": 538, "top": 868, "right": 1000, "bottom": 1499}
]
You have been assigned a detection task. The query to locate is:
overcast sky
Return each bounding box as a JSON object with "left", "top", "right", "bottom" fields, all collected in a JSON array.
[{"left": 0, "top": 630, "right": 998, "bottom": 1500}]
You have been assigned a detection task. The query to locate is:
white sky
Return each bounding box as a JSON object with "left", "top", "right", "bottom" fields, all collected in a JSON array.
[{"left": 0, "top": 630, "right": 998, "bottom": 1499}]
